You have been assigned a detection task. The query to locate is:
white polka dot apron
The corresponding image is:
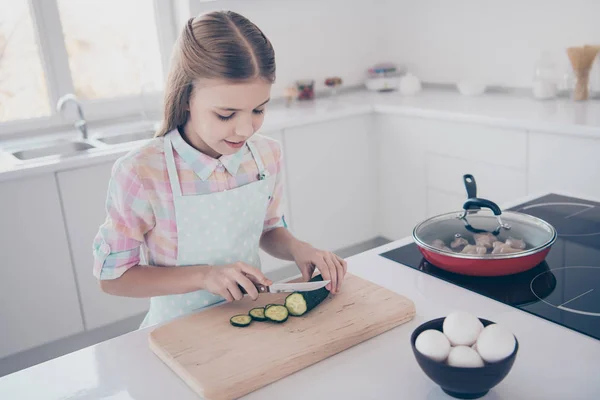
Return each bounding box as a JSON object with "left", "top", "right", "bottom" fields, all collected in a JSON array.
[{"left": 139, "top": 135, "right": 276, "bottom": 329}]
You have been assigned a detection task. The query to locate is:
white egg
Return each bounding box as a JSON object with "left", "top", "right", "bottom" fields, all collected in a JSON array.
[
  {"left": 476, "top": 323, "right": 516, "bottom": 363},
  {"left": 415, "top": 329, "right": 451, "bottom": 362},
  {"left": 447, "top": 345, "right": 485, "bottom": 368},
  {"left": 443, "top": 311, "right": 484, "bottom": 346}
]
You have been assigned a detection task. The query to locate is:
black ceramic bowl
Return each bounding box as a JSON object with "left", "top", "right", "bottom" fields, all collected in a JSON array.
[{"left": 410, "top": 317, "right": 519, "bottom": 399}]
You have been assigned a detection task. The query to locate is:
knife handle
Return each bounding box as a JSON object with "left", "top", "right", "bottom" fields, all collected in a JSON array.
[{"left": 238, "top": 283, "right": 269, "bottom": 294}]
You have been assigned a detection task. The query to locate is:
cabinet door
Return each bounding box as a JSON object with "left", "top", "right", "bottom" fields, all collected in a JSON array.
[
  {"left": 0, "top": 174, "right": 83, "bottom": 358},
  {"left": 376, "top": 115, "right": 528, "bottom": 240},
  {"left": 425, "top": 152, "right": 527, "bottom": 215},
  {"left": 529, "top": 132, "right": 600, "bottom": 200},
  {"left": 376, "top": 114, "right": 429, "bottom": 240},
  {"left": 57, "top": 162, "right": 149, "bottom": 330},
  {"left": 257, "top": 130, "right": 295, "bottom": 274},
  {"left": 283, "top": 115, "right": 377, "bottom": 252}
]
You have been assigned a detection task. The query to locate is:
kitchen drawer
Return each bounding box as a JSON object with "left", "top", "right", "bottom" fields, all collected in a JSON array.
[
  {"left": 425, "top": 152, "right": 527, "bottom": 208},
  {"left": 405, "top": 117, "right": 528, "bottom": 170},
  {"left": 528, "top": 131, "right": 600, "bottom": 200}
]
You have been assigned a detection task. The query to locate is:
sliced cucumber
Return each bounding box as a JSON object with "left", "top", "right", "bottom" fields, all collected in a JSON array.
[
  {"left": 285, "top": 293, "right": 308, "bottom": 316},
  {"left": 264, "top": 305, "right": 289, "bottom": 323},
  {"left": 230, "top": 314, "right": 252, "bottom": 327},
  {"left": 249, "top": 307, "right": 266, "bottom": 321},
  {"left": 285, "top": 274, "right": 330, "bottom": 317}
]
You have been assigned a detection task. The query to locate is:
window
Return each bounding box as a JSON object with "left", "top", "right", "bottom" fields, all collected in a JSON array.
[
  {"left": 57, "top": 0, "right": 164, "bottom": 100},
  {"left": 0, "top": 0, "right": 50, "bottom": 122},
  {"left": 0, "top": 0, "right": 175, "bottom": 134}
]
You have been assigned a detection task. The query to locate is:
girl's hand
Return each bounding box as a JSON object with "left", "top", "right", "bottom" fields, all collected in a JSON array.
[
  {"left": 292, "top": 242, "right": 347, "bottom": 294},
  {"left": 198, "top": 263, "right": 272, "bottom": 302}
]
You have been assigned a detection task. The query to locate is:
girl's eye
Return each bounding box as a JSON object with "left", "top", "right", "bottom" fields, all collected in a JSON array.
[
  {"left": 216, "top": 113, "right": 234, "bottom": 121},
  {"left": 216, "top": 109, "right": 264, "bottom": 122}
]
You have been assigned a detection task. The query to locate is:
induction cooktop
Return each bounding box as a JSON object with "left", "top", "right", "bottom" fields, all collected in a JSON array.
[{"left": 380, "top": 193, "right": 600, "bottom": 341}]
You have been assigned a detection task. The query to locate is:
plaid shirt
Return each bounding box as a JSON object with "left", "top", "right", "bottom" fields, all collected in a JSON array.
[{"left": 92, "top": 129, "right": 286, "bottom": 280}]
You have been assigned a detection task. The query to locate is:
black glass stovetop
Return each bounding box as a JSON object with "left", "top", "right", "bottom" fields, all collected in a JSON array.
[{"left": 380, "top": 194, "right": 600, "bottom": 341}]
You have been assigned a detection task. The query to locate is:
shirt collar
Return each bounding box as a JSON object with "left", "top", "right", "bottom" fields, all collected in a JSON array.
[{"left": 168, "top": 129, "right": 246, "bottom": 181}]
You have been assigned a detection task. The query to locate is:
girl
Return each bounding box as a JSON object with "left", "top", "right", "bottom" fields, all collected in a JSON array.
[{"left": 92, "top": 10, "right": 347, "bottom": 329}]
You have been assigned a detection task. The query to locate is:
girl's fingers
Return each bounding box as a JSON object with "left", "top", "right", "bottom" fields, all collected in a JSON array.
[
  {"left": 314, "top": 257, "right": 332, "bottom": 291},
  {"left": 323, "top": 256, "right": 338, "bottom": 294},
  {"left": 238, "top": 262, "right": 272, "bottom": 286},
  {"left": 226, "top": 280, "right": 244, "bottom": 301},
  {"left": 331, "top": 255, "right": 345, "bottom": 292},
  {"left": 236, "top": 273, "right": 259, "bottom": 300},
  {"left": 220, "top": 287, "right": 234, "bottom": 302}
]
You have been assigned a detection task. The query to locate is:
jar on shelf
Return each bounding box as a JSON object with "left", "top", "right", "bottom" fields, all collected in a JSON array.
[
  {"left": 532, "top": 52, "right": 558, "bottom": 100},
  {"left": 295, "top": 80, "right": 315, "bottom": 101}
]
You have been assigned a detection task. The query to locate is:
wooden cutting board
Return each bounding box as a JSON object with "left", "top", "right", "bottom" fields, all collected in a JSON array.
[{"left": 148, "top": 273, "right": 416, "bottom": 400}]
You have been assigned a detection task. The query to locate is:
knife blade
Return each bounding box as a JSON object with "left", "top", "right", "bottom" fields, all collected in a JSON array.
[{"left": 239, "top": 279, "right": 330, "bottom": 295}]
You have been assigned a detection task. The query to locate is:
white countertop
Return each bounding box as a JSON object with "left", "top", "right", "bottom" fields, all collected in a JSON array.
[
  {"left": 1, "top": 191, "right": 600, "bottom": 400},
  {"left": 1, "top": 86, "right": 600, "bottom": 182}
]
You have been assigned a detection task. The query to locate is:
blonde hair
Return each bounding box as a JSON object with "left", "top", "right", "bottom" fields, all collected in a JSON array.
[{"left": 155, "top": 11, "right": 276, "bottom": 137}]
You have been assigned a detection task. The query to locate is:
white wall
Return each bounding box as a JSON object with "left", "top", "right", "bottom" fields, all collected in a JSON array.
[
  {"left": 383, "top": 0, "right": 600, "bottom": 89},
  {"left": 181, "top": 0, "right": 388, "bottom": 97},
  {"left": 177, "top": 0, "right": 600, "bottom": 94}
]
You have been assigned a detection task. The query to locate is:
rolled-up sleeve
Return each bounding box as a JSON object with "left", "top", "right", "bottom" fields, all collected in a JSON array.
[
  {"left": 263, "top": 142, "right": 287, "bottom": 233},
  {"left": 92, "top": 159, "right": 154, "bottom": 280}
]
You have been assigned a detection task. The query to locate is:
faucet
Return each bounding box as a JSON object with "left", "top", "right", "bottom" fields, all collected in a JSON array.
[{"left": 57, "top": 93, "right": 88, "bottom": 140}]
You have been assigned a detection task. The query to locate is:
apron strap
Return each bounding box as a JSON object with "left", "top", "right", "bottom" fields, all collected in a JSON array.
[
  {"left": 164, "top": 135, "right": 183, "bottom": 197},
  {"left": 246, "top": 140, "right": 268, "bottom": 180}
]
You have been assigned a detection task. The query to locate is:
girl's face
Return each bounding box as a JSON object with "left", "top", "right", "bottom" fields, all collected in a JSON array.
[{"left": 183, "top": 78, "right": 271, "bottom": 158}]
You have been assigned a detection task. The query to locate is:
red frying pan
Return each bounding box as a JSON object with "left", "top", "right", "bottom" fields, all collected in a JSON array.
[{"left": 412, "top": 175, "right": 557, "bottom": 277}]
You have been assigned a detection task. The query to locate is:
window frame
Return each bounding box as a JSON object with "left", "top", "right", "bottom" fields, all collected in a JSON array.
[{"left": 0, "top": 0, "right": 177, "bottom": 138}]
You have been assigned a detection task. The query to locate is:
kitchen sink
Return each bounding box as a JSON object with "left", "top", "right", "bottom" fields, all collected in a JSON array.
[
  {"left": 3, "top": 122, "right": 160, "bottom": 164},
  {"left": 96, "top": 130, "right": 155, "bottom": 145},
  {"left": 10, "top": 140, "right": 97, "bottom": 161}
]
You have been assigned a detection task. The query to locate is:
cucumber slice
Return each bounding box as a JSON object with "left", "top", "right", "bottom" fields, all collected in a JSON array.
[
  {"left": 264, "top": 305, "right": 289, "bottom": 323},
  {"left": 249, "top": 307, "right": 266, "bottom": 321},
  {"left": 285, "top": 293, "right": 308, "bottom": 316},
  {"left": 230, "top": 314, "right": 252, "bottom": 327},
  {"left": 285, "top": 274, "right": 330, "bottom": 316}
]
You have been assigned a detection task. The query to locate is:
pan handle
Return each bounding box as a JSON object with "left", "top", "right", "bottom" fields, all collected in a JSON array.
[
  {"left": 459, "top": 198, "right": 511, "bottom": 235},
  {"left": 463, "top": 174, "right": 480, "bottom": 210},
  {"left": 463, "top": 174, "right": 477, "bottom": 199},
  {"left": 462, "top": 198, "right": 501, "bottom": 215}
]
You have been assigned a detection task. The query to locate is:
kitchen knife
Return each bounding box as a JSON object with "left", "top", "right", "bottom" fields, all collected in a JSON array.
[{"left": 239, "top": 280, "right": 330, "bottom": 294}]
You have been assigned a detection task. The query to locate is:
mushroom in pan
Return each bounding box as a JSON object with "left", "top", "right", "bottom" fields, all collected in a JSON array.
[
  {"left": 491, "top": 243, "right": 523, "bottom": 254},
  {"left": 431, "top": 239, "right": 445, "bottom": 248},
  {"left": 505, "top": 236, "right": 526, "bottom": 250},
  {"left": 461, "top": 245, "right": 488, "bottom": 255},
  {"left": 451, "top": 236, "right": 469, "bottom": 249},
  {"left": 431, "top": 239, "right": 452, "bottom": 252},
  {"left": 473, "top": 232, "right": 497, "bottom": 249}
]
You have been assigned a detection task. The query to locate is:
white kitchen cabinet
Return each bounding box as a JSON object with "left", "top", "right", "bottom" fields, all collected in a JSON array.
[
  {"left": 0, "top": 174, "right": 83, "bottom": 358},
  {"left": 256, "top": 130, "right": 295, "bottom": 274},
  {"left": 282, "top": 115, "right": 377, "bottom": 253},
  {"left": 375, "top": 115, "right": 429, "bottom": 240},
  {"left": 376, "top": 115, "right": 528, "bottom": 240},
  {"left": 425, "top": 153, "right": 527, "bottom": 212},
  {"left": 57, "top": 162, "right": 149, "bottom": 331},
  {"left": 528, "top": 131, "right": 600, "bottom": 200}
]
